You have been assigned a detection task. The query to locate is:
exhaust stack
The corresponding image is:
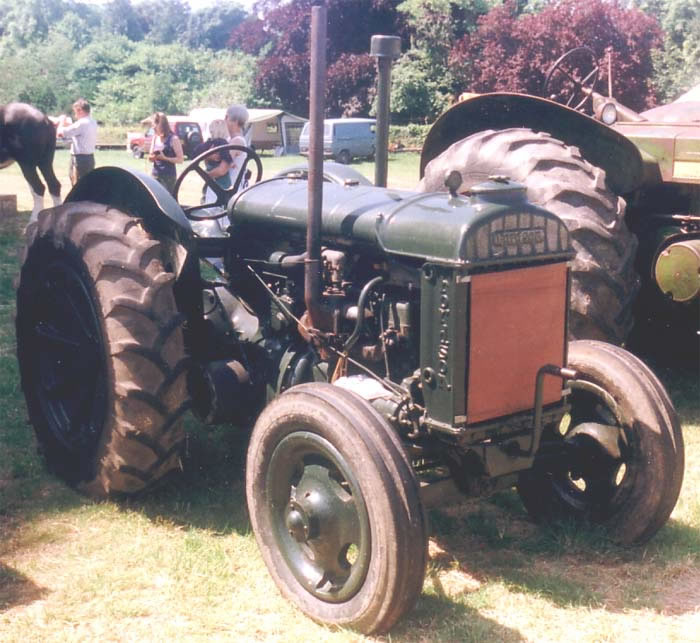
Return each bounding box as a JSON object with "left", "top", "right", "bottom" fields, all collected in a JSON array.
[
  {"left": 305, "top": 1, "right": 327, "bottom": 330},
  {"left": 370, "top": 35, "right": 401, "bottom": 187}
]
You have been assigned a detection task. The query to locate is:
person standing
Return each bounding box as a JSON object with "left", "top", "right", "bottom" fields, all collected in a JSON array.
[
  {"left": 224, "top": 104, "right": 250, "bottom": 189},
  {"left": 57, "top": 98, "right": 98, "bottom": 186},
  {"left": 148, "top": 112, "right": 184, "bottom": 194}
]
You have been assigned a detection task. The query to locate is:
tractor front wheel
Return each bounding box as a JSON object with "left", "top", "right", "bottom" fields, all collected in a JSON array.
[
  {"left": 517, "top": 340, "right": 684, "bottom": 544},
  {"left": 246, "top": 383, "right": 427, "bottom": 634},
  {"left": 16, "top": 202, "right": 189, "bottom": 497}
]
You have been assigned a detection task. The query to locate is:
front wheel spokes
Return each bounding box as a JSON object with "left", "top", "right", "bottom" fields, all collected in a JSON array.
[{"left": 293, "top": 463, "right": 362, "bottom": 588}]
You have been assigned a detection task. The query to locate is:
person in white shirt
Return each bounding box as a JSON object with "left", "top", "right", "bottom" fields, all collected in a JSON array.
[
  {"left": 225, "top": 104, "right": 250, "bottom": 190},
  {"left": 57, "top": 98, "right": 98, "bottom": 185}
]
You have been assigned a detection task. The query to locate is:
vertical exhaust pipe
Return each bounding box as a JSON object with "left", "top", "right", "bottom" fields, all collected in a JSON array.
[
  {"left": 370, "top": 35, "right": 401, "bottom": 188},
  {"left": 306, "top": 1, "right": 327, "bottom": 330}
]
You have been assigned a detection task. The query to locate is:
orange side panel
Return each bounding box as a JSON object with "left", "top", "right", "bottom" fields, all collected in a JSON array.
[{"left": 467, "top": 263, "right": 567, "bottom": 424}]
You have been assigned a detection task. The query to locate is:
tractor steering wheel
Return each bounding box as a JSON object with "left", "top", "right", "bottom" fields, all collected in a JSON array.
[
  {"left": 173, "top": 143, "right": 263, "bottom": 220},
  {"left": 543, "top": 47, "right": 600, "bottom": 111}
]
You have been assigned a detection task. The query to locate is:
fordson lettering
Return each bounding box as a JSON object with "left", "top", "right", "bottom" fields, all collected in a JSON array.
[
  {"left": 492, "top": 228, "right": 545, "bottom": 248},
  {"left": 437, "top": 279, "right": 451, "bottom": 390}
]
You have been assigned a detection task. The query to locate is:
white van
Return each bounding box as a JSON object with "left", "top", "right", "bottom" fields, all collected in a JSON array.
[{"left": 299, "top": 118, "right": 376, "bottom": 164}]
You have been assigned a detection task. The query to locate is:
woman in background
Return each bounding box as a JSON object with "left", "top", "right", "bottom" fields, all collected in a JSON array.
[{"left": 148, "top": 112, "right": 183, "bottom": 194}]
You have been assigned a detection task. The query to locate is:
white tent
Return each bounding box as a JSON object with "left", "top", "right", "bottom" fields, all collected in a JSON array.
[{"left": 188, "top": 107, "right": 307, "bottom": 154}]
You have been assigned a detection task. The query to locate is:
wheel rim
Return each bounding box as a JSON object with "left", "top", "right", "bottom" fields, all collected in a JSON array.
[
  {"left": 266, "top": 431, "right": 371, "bottom": 602},
  {"left": 21, "top": 251, "right": 108, "bottom": 464},
  {"left": 550, "top": 389, "right": 628, "bottom": 518}
]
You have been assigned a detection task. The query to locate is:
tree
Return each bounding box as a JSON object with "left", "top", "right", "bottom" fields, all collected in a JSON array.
[
  {"left": 185, "top": 3, "right": 248, "bottom": 50},
  {"left": 192, "top": 50, "right": 258, "bottom": 107},
  {"left": 0, "top": 32, "right": 77, "bottom": 112},
  {"left": 635, "top": 0, "right": 700, "bottom": 101},
  {"left": 136, "top": 0, "right": 190, "bottom": 44},
  {"left": 231, "top": 0, "right": 404, "bottom": 115},
  {"left": 0, "top": 0, "right": 70, "bottom": 46},
  {"left": 102, "top": 0, "right": 148, "bottom": 40},
  {"left": 451, "top": 0, "right": 663, "bottom": 110},
  {"left": 326, "top": 53, "right": 376, "bottom": 117}
]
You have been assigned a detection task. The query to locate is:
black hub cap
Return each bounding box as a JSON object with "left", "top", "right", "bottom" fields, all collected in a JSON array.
[
  {"left": 266, "top": 431, "right": 371, "bottom": 602},
  {"left": 21, "top": 250, "right": 107, "bottom": 469},
  {"left": 553, "top": 391, "right": 626, "bottom": 517}
]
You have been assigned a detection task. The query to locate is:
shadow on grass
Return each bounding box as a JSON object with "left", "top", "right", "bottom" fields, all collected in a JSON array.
[
  {"left": 121, "top": 420, "right": 252, "bottom": 536},
  {"left": 428, "top": 490, "right": 700, "bottom": 616},
  {"left": 0, "top": 561, "right": 48, "bottom": 612},
  {"left": 391, "top": 593, "right": 525, "bottom": 642}
]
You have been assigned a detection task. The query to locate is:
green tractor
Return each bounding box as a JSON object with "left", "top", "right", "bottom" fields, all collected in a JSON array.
[
  {"left": 13, "top": 35, "right": 685, "bottom": 633},
  {"left": 420, "top": 46, "right": 700, "bottom": 359},
  {"left": 16, "top": 152, "right": 684, "bottom": 632}
]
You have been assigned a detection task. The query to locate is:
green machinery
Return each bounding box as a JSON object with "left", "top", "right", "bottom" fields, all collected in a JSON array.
[
  {"left": 14, "top": 41, "right": 685, "bottom": 635},
  {"left": 15, "top": 154, "right": 684, "bottom": 634},
  {"left": 421, "top": 47, "right": 700, "bottom": 360}
]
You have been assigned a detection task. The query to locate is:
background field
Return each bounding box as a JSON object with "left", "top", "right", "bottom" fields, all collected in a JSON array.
[
  {"left": 1, "top": 148, "right": 422, "bottom": 214},
  {"left": 0, "top": 156, "right": 698, "bottom": 641}
]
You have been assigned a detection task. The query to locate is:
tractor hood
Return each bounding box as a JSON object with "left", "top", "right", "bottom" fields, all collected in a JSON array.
[{"left": 230, "top": 177, "right": 570, "bottom": 267}]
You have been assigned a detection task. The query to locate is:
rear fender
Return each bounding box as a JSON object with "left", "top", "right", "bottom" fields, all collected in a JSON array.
[
  {"left": 66, "top": 166, "right": 194, "bottom": 252},
  {"left": 66, "top": 166, "right": 203, "bottom": 330},
  {"left": 421, "top": 93, "right": 645, "bottom": 195}
]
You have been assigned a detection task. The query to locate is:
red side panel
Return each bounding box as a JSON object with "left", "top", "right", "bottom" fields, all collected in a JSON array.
[{"left": 467, "top": 263, "right": 567, "bottom": 424}]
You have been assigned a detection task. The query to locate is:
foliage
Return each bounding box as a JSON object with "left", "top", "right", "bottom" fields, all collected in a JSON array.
[
  {"left": 92, "top": 43, "right": 216, "bottom": 122},
  {"left": 0, "top": 32, "right": 77, "bottom": 113},
  {"left": 0, "top": 0, "right": 695, "bottom": 125},
  {"left": 191, "top": 50, "right": 258, "bottom": 109},
  {"left": 451, "top": 0, "right": 663, "bottom": 110},
  {"left": 0, "top": 0, "right": 259, "bottom": 122},
  {"left": 232, "top": 0, "right": 405, "bottom": 116},
  {"left": 390, "top": 49, "right": 452, "bottom": 122},
  {"left": 326, "top": 53, "right": 377, "bottom": 117},
  {"left": 635, "top": 0, "right": 700, "bottom": 101},
  {"left": 184, "top": 3, "right": 248, "bottom": 50}
]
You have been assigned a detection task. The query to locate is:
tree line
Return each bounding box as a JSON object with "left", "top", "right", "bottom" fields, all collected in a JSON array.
[{"left": 0, "top": 0, "right": 697, "bottom": 125}]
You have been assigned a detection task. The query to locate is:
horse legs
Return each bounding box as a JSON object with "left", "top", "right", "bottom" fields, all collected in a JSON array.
[
  {"left": 39, "top": 158, "right": 62, "bottom": 207},
  {"left": 18, "top": 162, "right": 46, "bottom": 223}
]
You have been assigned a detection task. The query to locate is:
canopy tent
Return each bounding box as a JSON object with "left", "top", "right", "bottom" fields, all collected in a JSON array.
[{"left": 188, "top": 108, "right": 307, "bottom": 154}]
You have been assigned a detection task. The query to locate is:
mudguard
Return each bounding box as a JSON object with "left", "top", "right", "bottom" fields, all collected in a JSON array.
[
  {"left": 421, "top": 93, "right": 644, "bottom": 195},
  {"left": 66, "top": 166, "right": 194, "bottom": 250}
]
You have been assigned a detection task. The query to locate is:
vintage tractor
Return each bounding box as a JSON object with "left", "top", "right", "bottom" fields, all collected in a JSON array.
[
  {"left": 15, "top": 135, "right": 684, "bottom": 631},
  {"left": 420, "top": 47, "right": 700, "bottom": 359}
]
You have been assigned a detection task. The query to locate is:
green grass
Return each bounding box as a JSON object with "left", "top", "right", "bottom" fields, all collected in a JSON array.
[
  {"left": 3, "top": 148, "right": 422, "bottom": 211},
  {"left": 0, "top": 176, "right": 699, "bottom": 640}
]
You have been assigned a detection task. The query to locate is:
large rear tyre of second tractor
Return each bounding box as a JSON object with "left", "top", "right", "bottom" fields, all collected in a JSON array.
[
  {"left": 420, "top": 128, "right": 640, "bottom": 344},
  {"left": 246, "top": 383, "right": 428, "bottom": 635},
  {"left": 517, "top": 340, "right": 684, "bottom": 544},
  {"left": 15, "top": 202, "right": 189, "bottom": 498}
]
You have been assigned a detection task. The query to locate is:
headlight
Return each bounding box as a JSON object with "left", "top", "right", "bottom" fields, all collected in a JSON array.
[{"left": 601, "top": 102, "right": 618, "bottom": 125}]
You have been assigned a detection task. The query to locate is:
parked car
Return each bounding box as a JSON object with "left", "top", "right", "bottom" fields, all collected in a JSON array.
[
  {"left": 299, "top": 117, "right": 376, "bottom": 163},
  {"left": 126, "top": 117, "right": 203, "bottom": 159}
]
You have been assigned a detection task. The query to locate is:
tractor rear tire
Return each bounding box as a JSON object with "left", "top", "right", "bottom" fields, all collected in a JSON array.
[
  {"left": 16, "top": 202, "right": 189, "bottom": 498},
  {"left": 420, "top": 128, "right": 640, "bottom": 344}
]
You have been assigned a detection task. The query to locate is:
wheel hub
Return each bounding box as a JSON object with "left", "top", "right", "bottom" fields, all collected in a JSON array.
[
  {"left": 267, "top": 431, "right": 371, "bottom": 602},
  {"left": 285, "top": 499, "right": 316, "bottom": 542}
]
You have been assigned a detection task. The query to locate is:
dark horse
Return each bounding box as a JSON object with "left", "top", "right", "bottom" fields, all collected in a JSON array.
[{"left": 0, "top": 102, "right": 61, "bottom": 221}]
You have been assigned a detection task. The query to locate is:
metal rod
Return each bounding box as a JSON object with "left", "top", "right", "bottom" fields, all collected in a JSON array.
[
  {"left": 305, "top": 2, "right": 327, "bottom": 329},
  {"left": 371, "top": 35, "right": 401, "bottom": 188}
]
